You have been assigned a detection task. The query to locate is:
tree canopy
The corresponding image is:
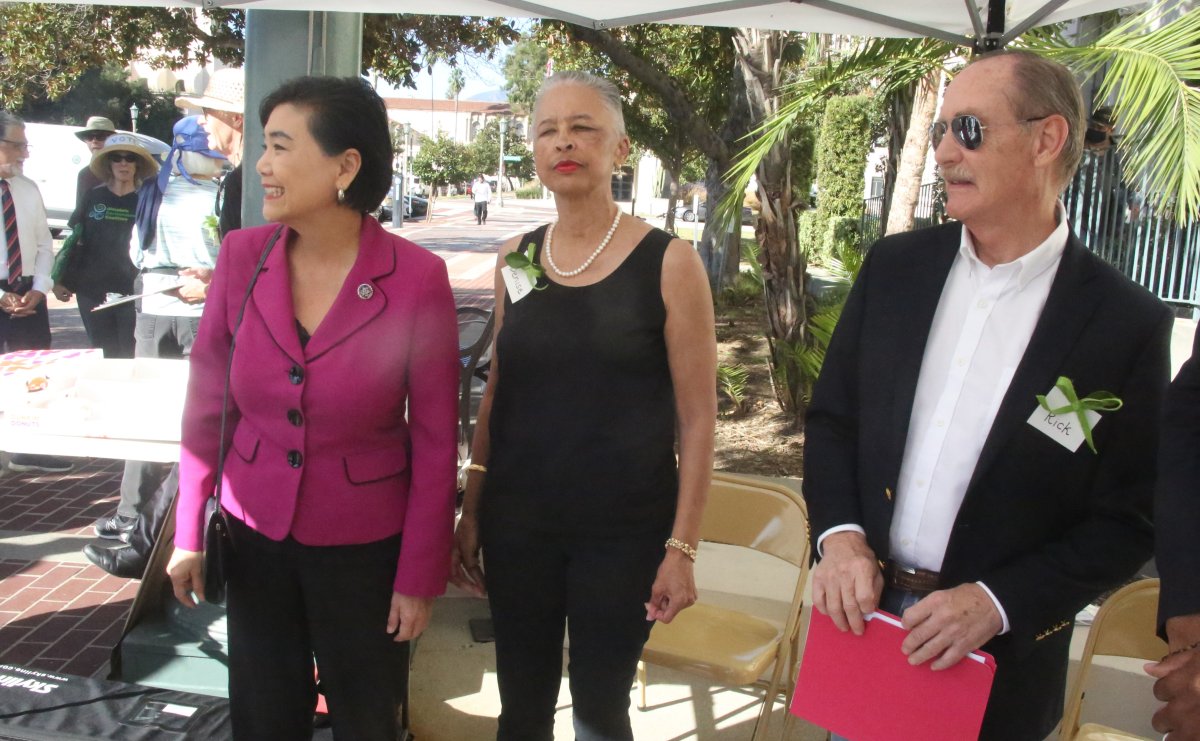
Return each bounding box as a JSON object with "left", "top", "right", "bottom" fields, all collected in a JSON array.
[
  {"left": 0, "top": 5, "right": 518, "bottom": 109},
  {"left": 468, "top": 118, "right": 534, "bottom": 181},
  {"left": 411, "top": 132, "right": 471, "bottom": 192}
]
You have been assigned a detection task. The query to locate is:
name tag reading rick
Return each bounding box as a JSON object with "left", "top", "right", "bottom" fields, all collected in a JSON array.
[
  {"left": 501, "top": 265, "right": 534, "bottom": 303},
  {"left": 1027, "top": 386, "right": 1101, "bottom": 452}
]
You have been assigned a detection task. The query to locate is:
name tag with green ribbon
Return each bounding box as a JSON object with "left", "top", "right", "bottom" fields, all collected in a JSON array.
[{"left": 1027, "top": 376, "right": 1123, "bottom": 454}]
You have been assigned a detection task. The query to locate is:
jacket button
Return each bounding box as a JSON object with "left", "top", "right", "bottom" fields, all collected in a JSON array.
[
  {"left": 289, "top": 365, "right": 304, "bottom": 385},
  {"left": 287, "top": 409, "right": 303, "bottom": 427},
  {"left": 287, "top": 450, "right": 303, "bottom": 468}
]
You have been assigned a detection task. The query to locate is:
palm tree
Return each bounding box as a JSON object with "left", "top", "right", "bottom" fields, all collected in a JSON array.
[{"left": 447, "top": 67, "right": 467, "bottom": 143}]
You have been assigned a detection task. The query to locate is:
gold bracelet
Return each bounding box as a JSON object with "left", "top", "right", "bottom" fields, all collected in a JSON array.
[
  {"left": 466, "top": 463, "right": 488, "bottom": 474},
  {"left": 665, "top": 537, "right": 697, "bottom": 562}
]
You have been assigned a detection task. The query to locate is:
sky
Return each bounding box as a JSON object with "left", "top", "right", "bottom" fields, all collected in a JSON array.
[{"left": 372, "top": 52, "right": 511, "bottom": 102}]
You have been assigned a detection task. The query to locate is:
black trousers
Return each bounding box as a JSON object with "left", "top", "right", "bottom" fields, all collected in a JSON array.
[
  {"left": 226, "top": 517, "right": 410, "bottom": 741},
  {"left": 481, "top": 522, "right": 666, "bottom": 741},
  {"left": 76, "top": 291, "right": 134, "bottom": 358},
  {"left": 0, "top": 277, "right": 51, "bottom": 351},
  {"left": 474, "top": 201, "right": 488, "bottom": 224}
]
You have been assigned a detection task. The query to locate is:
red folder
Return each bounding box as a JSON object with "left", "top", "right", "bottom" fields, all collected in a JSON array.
[{"left": 790, "top": 609, "right": 996, "bottom": 741}]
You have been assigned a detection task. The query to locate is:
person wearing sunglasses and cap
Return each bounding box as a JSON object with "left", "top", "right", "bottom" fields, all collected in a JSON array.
[
  {"left": 83, "top": 115, "right": 227, "bottom": 578},
  {"left": 69, "top": 116, "right": 117, "bottom": 228},
  {"left": 804, "top": 50, "right": 1171, "bottom": 741},
  {"left": 53, "top": 133, "right": 158, "bottom": 358}
]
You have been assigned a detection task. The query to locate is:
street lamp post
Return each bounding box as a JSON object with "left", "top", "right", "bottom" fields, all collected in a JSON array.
[
  {"left": 499, "top": 118, "right": 507, "bottom": 207},
  {"left": 129, "top": 103, "right": 140, "bottom": 133}
]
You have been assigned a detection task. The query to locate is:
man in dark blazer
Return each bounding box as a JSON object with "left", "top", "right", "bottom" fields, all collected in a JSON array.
[
  {"left": 804, "top": 50, "right": 1173, "bottom": 740},
  {"left": 1147, "top": 325, "right": 1200, "bottom": 739}
]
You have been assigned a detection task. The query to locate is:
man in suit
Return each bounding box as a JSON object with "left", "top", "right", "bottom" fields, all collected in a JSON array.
[
  {"left": 0, "top": 111, "right": 75, "bottom": 474},
  {"left": 1147, "top": 325, "right": 1200, "bottom": 739},
  {"left": 804, "top": 50, "right": 1172, "bottom": 740}
]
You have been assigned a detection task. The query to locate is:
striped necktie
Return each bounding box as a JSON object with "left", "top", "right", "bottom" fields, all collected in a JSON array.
[{"left": 0, "top": 179, "right": 21, "bottom": 283}]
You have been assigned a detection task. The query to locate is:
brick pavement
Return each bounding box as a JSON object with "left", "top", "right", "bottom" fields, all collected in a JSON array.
[{"left": 1, "top": 306, "right": 133, "bottom": 680}]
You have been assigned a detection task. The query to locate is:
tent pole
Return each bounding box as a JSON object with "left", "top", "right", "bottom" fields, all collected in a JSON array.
[
  {"left": 241, "top": 10, "right": 363, "bottom": 228},
  {"left": 982, "top": 0, "right": 1006, "bottom": 51}
]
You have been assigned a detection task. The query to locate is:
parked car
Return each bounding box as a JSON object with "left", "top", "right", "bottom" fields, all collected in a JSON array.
[
  {"left": 672, "top": 203, "right": 755, "bottom": 225},
  {"left": 376, "top": 193, "right": 429, "bottom": 222}
]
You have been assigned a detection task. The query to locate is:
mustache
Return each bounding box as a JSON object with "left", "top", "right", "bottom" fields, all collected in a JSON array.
[{"left": 940, "top": 166, "right": 972, "bottom": 183}]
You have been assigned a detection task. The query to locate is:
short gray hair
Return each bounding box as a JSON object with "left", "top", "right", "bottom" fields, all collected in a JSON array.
[
  {"left": 976, "top": 50, "right": 1085, "bottom": 187},
  {"left": 534, "top": 71, "right": 627, "bottom": 138},
  {"left": 0, "top": 111, "right": 23, "bottom": 141}
]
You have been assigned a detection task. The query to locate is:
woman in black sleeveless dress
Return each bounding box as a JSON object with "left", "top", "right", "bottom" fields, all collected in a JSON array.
[{"left": 451, "top": 71, "right": 718, "bottom": 741}]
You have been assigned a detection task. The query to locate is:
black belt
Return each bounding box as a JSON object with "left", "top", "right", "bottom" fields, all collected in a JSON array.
[
  {"left": 140, "top": 267, "right": 181, "bottom": 276},
  {"left": 884, "top": 561, "right": 941, "bottom": 594}
]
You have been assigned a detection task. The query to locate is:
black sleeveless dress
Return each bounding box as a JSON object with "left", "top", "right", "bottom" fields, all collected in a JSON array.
[{"left": 482, "top": 225, "right": 678, "bottom": 536}]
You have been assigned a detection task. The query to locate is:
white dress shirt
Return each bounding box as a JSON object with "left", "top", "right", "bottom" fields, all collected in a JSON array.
[
  {"left": 820, "top": 207, "right": 1069, "bottom": 632},
  {"left": 0, "top": 175, "right": 55, "bottom": 295}
]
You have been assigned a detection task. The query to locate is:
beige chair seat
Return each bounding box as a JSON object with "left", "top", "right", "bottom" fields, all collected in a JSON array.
[
  {"left": 642, "top": 603, "right": 784, "bottom": 686},
  {"left": 1075, "top": 722, "right": 1154, "bottom": 741}
]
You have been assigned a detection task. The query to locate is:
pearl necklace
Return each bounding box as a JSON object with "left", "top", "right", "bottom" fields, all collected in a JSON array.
[{"left": 545, "top": 208, "right": 622, "bottom": 278}]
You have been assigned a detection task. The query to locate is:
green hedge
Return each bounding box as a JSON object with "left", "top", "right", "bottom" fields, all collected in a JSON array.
[
  {"left": 816, "top": 95, "right": 873, "bottom": 220},
  {"left": 515, "top": 183, "right": 542, "bottom": 199}
]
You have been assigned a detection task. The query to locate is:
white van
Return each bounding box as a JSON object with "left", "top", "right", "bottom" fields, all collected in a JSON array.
[
  {"left": 20, "top": 123, "right": 170, "bottom": 233},
  {"left": 21, "top": 123, "right": 90, "bottom": 232}
]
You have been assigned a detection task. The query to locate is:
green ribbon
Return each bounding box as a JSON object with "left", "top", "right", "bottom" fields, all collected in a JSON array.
[
  {"left": 1036, "top": 376, "right": 1123, "bottom": 454},
  {"left": 503, "top": 242, "right": 547, "bottom": 291}
]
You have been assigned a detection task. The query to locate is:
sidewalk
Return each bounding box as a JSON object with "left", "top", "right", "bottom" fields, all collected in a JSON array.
[{"left": 0, "top": 305, "right": 133, "bottom": 678}]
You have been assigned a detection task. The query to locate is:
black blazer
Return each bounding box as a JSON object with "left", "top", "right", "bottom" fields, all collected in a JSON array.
[
  {"left": 1157, "top": 324, "right": 1200, "bottom": 632},
  {"left": 805, "top": 222, "right": 1173, "bottom": 740}
]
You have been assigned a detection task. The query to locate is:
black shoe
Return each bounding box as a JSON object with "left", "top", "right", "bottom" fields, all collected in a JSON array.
[
  {"left": 8, "top": 454, "right": 74, "bottom": 473},
  {"left": 83, "top": 543, "right": 147, "bottom": 579},
  {"left": 94, "top": 513, "right": 137, "bottom": 541}
]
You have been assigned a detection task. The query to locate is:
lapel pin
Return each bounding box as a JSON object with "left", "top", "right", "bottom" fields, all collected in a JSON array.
[{"left": 357, "top": 283, "right": 374, "bottom": 300}]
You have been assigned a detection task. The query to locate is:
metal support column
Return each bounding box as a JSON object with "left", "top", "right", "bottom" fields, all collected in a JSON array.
[{"left": 241, "top": 10, "right": 363, "bottom": 228}]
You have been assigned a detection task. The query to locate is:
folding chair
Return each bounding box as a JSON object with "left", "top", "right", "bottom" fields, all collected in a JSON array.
[
  {"left": 1059, "top": 578, "right": 1166, "bottom": 741},
  {"left": 636, "top": 472, "right": 811, "bottom": 741}
]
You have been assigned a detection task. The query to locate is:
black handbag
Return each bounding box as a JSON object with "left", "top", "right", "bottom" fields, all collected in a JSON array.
[
  {"left": 200, "top": 225, "right": 284, "bottom": 606},
  {"left": 202, "top": 496, "right": 233, "bottom": 605}
]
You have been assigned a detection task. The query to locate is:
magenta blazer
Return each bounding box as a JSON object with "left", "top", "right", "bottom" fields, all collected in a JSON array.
[{"left": 175, "top": 217, "right": 460, "bottom": 597}]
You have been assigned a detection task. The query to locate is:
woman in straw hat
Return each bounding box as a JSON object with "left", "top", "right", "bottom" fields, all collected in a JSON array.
[{"left": 53, "top": 133, "right": 158, "bottom": 357}]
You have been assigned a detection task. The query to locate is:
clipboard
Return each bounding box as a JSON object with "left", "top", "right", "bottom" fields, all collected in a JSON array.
[
  {"left": 790, "top": 609, "right": 996, "bottom": 741},
  {"left": 91, "top": 283, "right": 185, "bottom": 312}
]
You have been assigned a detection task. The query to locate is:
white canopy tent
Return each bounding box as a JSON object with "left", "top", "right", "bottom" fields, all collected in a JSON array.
[
  {"left": 39, "top": 0, "right": 1137, "bottom": 48},
  {"left": 20, "top": 0, "right": 1142, "bottom": 225}
]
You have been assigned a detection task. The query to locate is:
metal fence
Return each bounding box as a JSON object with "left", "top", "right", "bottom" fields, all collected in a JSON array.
[
  {"left": 859, "top": 150, "right": 1200, "bottom": 308},
  {"left": 1065, "top": 149, "right": 1200, "bottom": 308},
  {"left": 859, "top": 181, "right": 941, "bottom": 246}
]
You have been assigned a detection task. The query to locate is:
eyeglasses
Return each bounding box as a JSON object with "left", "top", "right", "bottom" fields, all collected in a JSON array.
[
  {"left": 0, "top": 139, "right": 30, "bottom": 153},
  {"left": 83, "top": 133, "right": 111, "bottom": 143},
  {"left": 107, "top": 152, "right": 139, "bottom": 163},
  {"left": 930, "top": 114, "right": 1050, "bottom": 151}
]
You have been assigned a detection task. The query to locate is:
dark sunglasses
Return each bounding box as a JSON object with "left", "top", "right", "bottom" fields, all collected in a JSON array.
[
  {"left": 84, "top": 133, "right": 110, "bottom": 143},
  {"left": 930, "top": 114, "right": 1050, "bottom": 151},
  {"left": 107, "top": 152, "right": 139, "bottom": 163}
]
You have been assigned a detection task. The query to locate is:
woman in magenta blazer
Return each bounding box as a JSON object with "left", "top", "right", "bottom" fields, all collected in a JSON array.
[{"left": 167, "top": 76, "right": 459, "bottom": 740}]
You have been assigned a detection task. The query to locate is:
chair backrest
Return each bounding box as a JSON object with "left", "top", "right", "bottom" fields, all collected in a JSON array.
[
  {"left": 705, "top": 472, "right": 810, "bottom": 569},
  {"left": 456, "top": 306, "right": 495, "bottom": 456},
  {"left": 1059, "top": 578, "right": 1165, "bottom": 740}
]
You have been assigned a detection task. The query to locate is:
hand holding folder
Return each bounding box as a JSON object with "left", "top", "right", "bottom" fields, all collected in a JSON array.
[{"left": 791, "top": 609, "right": 996, "bottom": 741}]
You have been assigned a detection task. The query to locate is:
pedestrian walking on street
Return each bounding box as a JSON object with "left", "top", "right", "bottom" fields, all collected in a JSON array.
[{"left": 472, "top": 174, "right": 491, "bottom": 225}]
